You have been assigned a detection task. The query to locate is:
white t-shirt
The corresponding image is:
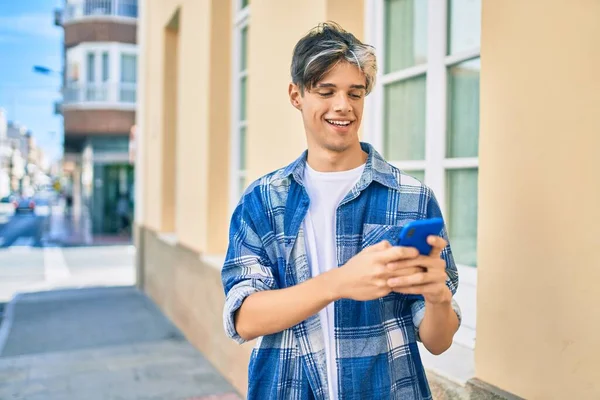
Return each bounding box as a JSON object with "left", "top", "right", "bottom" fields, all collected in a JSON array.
[{"left": 302, "top": 162, "right": 365, "bottom": 400}]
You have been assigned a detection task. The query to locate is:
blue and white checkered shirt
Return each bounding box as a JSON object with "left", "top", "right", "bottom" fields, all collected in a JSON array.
[{"left": 222, "top": 143, "right": 461, "bottom": 400}]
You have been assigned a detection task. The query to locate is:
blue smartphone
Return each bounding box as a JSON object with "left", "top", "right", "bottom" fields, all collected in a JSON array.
[{"left": 398, "top": 218, "right": 444, "bottom": 255}]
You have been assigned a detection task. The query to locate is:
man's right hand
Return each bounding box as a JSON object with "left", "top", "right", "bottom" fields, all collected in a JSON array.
[{"left": 329, "top": 240, "right": 422, "bottom": 301}]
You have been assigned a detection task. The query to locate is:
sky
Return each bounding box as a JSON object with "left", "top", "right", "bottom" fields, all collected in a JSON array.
[{"left": 0, "top": 0, "right": 64, "bottom": 162}]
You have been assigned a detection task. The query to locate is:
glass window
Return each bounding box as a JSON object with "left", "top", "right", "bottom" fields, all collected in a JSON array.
[
  {"left": 120, "top": 54, "right": 137, "bottom": 102},
  {"left": 240, "top": 75, "right": 247, "bottom": 121},
  {"left": 102, "top": 52, "right": 109, "bottom": 82},
  {"left": 447, "top": 57, "right": 480, "bottom": 158},
  {"left": 447, "top": 0, "right": 481, "bottom": 55},
  {"left": 240, "top": 26, "right": 248, "bottom": 72},
  {"left": 87, "top": 52, "right": 95, "bottom": 82},
  {"left": 120, "top": 54, "right": 137, "bottom": 83},
  {"left": 118, "top": 0, "right": 138, "bottom": 17},
  {"left": 384, "top": 75, "right": 426, "bottom": 161},
  {"left": 407, "top": 170, "right": 425, "bottom": 182},
  {"left": 384, "top": 0, "right": 428, "bottom": 73},
  {"left": 239, "top": 126, "right": 246, "bottom": 170},
  {"left": 85, "top": 0, "right": 111, "bottom": 16},
  {"left": 447, "top": 168, "right": 478, "bottom": 266}
]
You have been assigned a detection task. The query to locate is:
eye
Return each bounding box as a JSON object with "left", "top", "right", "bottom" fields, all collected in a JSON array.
[
  {"left": 318, "top": 92, "right": 334, "bottom": 97},
  {"left": 349, "top": 92, "right": 363, "bottom": 99}
]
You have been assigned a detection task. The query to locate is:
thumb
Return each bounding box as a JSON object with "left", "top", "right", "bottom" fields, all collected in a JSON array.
[
  {"left": 364, "top": 240, "right": 392, "bottom": 253},
  {"left": 427, "top": 235, "right": 447, "bottom": 258}
]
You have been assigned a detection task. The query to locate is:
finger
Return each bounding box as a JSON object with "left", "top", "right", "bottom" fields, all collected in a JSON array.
[
  {"left": 427, "top": 235, "right": 447, "bottom": 258},
  {"left": 387, "top": 267, "right": 425, "bottom": 278},
  {"left": 364, "top": 240, "right": 392, "bottom": 253},
  {"left": 377, "top": 246, "right": 419, "bottom": 263},
  {"left": 386, "top": 256, "right": 427, "bottom": 271},
  {"left": 387, "top": 270, "right": 447, "bottom": 288},
  {"left": 418, "top": 257, "right": 447, "bottom": 272},
  {"left": 391, "top": 282, "right": 446, "bottom": 296},
  {"left": 387, "top": 255, "right": 445, "bottom": 272}
]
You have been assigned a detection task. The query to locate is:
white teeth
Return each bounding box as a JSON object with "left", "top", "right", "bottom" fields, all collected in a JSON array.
[{"left": 327, "top": 120, "right": 351, "bottom": 126}]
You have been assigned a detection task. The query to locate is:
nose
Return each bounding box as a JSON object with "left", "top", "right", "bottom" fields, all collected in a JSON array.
[{"left": 333, "top": 92, "right": 352, "bottom": 113}]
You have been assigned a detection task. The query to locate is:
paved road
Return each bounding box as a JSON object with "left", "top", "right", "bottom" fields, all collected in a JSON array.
[
  {"left": 0, "top": 245, "right": 135, "bottom": 303},
  {"left": 0, "top": 213, "right": 49, "bottom": 248},
  {"left": 0, "top": 200, "right": 134, "bottom": 303}
]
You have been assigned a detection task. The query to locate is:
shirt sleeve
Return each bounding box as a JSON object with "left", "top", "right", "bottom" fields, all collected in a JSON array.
[
  {"left": 411, "top": 189, "right": 462, "bottom": 341},
  {"left": 221, "top": 192, "right": 278, "bottom": 344}
]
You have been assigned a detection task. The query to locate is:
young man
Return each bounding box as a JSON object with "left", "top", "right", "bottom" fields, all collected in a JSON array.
[{"left": 222, "top": 22, "right": 461, "bottom": 400}]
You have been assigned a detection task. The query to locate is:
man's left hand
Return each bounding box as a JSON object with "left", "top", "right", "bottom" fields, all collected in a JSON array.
[{"left": 385, "top": 236, "right": 451, "bottom": 304}]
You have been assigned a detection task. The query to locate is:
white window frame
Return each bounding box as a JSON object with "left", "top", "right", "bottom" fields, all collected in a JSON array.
[
  {"left": 229, "top": 0, "right": 250, "bottom": 212},
  {"left": 365, "top": 0, "right": 480, "bottom": 269},
  {"left": 365, "top": 0, "right": 481, "bottom": 351},
  {"left": 64, "top": 42, "right": 138, "bottom": 110}
]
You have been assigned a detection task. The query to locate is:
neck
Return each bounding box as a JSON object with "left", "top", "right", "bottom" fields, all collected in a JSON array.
[{"left": 306, "top": 142, "right": 367, "bottom": 172}]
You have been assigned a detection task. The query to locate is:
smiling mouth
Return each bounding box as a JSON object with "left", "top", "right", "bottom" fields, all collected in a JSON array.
[{"left": 326, "top": 119, "right": 353, "bottom": 127}]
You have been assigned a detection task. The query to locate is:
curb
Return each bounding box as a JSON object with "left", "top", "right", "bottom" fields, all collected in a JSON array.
[{"left": 0, "top": 292, "right": 22, "bottom": 356}]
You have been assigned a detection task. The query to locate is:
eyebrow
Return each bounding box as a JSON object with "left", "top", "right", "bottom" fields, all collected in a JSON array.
[{"left": 316, "top": 83, "right": 367, "bottom": 90}]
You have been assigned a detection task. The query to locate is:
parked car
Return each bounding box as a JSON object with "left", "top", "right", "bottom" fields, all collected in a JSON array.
[
  {"left": 15, "top": 197, "right": 35, "bottom": 214},
  {"left": 0, "top": 195, "right": 16, "bottom": 222}
]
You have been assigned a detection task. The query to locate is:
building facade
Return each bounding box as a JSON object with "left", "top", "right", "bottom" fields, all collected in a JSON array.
[
  {"left": 0, "top": 112, "right": 47, "bottom": 198},
  {"left": 0, "top": 109, "right": 10, "bottom": 198},
  {"left": 57, "top": 0, "right": 138, "bottom": 234},
  {"left": 135, "top": 0, "right": 600, "bottom": 398}
]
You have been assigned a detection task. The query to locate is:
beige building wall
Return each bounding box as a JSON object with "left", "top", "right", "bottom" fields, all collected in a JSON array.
[
  {"left": 140, "top": 0, "right": 165, "bottom": 232},
  {"left": 140, "top": 0, "right": 230, "bottom": 253},
  {"left": 477, "top": 1, "right": 600, "bottom": 399},
  {"left": 138, "top": 0, "right": 365, "bottom": 396}
]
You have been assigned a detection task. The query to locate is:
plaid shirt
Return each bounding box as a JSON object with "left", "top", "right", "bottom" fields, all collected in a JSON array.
[{"left": 222, "top": 143, "right": 461, "bottom": 400}]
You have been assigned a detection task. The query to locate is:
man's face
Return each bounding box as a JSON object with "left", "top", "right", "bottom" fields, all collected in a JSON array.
[{"left": 289, "top": 61, "right": 366, "bottom": 154}]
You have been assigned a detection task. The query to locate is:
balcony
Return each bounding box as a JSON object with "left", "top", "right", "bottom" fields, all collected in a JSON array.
[
  {"left": 62, "top": 0, "right": 138, "bottom": 24},
  {"left": 63, "top": 83, "right": 136, "bottom": 110}
]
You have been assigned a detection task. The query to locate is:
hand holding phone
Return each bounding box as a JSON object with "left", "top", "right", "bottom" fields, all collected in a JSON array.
[
  {"left": 398, "top": 218, "right": 444, "bottom": 255},
  {"left": 388, "top": 218, "right": 451, "bottom": 304}
]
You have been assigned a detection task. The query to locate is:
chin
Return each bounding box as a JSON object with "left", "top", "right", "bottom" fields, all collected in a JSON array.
[{"left": 322, "top": 138, "right": 356, "bottom": 153}]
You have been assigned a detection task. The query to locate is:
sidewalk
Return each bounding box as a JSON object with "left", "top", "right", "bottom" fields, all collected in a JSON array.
[
  {"left": 47, "top": 200, "right": 132, "bottom": 247},
  {"left": 0, "top": 286, "right": 240, "bottom": 400}
]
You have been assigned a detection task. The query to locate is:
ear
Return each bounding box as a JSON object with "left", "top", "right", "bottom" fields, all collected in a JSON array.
[{"left": 289, "top": 82, "right": 303, "bottom": 111}]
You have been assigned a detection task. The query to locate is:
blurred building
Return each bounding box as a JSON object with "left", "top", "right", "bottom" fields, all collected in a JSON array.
[
  {"left": 56, "top": 0, "right": 138, "bottom": 234},
  {"left": 0, "top": 109, "right": 11, "bottom": 197},
  {"left": 0, "top": 116, "right": 49, "bottom": 197},
  {"left": 134, "top": 1, "right": 600, "bottom": 399}
]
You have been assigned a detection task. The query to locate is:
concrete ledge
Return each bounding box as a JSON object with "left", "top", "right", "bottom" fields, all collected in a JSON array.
[
  {"left": 426, "top": 371, "right": 524, "bottom": 400},
  {"left": 467, "top": 378, "right": 526, "bottom": 400},
  {"left": 0, "top": 293, "right": 21, "bottom": 356},
  {"left": 140, "top": 227, "right": 253, "bottom": 397},
  {"left": 199, "top": 254, "right": 225, "bottom": 271},
  {"left": 157, "top": 232, "right": 178, "bottom": 247}
]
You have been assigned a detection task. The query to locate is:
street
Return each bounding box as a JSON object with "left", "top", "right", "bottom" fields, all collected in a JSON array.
[
  {"left": 0, "top": 243, "right": 136, "bottom": 303},
  {"left": 0, "top": 200, "right": 135, "bottom": 303},
  {"left": 0, "top": 213, "right": 48, "bottom": 248}
]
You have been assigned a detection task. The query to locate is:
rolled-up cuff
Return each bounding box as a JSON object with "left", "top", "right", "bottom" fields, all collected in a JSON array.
[
  {"left": 411, "top": 298, "right": 462, "bottom": 342},
  {"left": 223, "top": 281, "right": 264, "bottom": 344}
]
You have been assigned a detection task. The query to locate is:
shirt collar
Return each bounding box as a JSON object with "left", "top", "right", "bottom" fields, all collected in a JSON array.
[{"left": 281, "top": 142, "right": 400, "bottom": 191}]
